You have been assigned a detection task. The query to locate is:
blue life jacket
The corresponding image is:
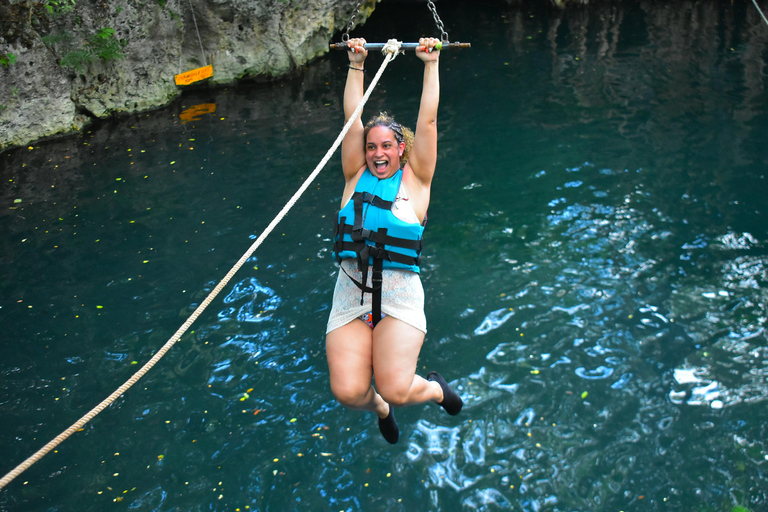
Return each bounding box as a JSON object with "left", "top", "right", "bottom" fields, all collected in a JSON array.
[
  {"left": 333, "top": 169, "right": 425, "bottom": 324},
  {"left": 334, "top": 168, "right": 424, "bottom": 272}
]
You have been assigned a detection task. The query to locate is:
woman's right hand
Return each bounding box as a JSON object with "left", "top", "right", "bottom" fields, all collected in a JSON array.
[{"left": 347, "top": 38, "right": 367, "bottom": 63}]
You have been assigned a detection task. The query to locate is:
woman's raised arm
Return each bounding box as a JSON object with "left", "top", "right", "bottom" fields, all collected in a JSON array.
[
  {"left": 341, "top": 38, "right": 368, "bottom": 183},
  {"left": 407, "top": 37, "right": 441, "bottom": 187}
]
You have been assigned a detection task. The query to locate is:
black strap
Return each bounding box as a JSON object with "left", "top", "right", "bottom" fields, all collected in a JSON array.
[
  {"left": 335, "top": 241, "right": 387, "bottom": 327},
  {"left": 371, "top": 256, "right": 384, "bottom": 327},
  {"left": 336, "top": 222, "right": 423, "bottom": 252},
  {"left": 335, "top": 240, "right": 420, "bottom": 267},
  {"left": 339, "top": 262, "right": 379, "bottom": 296},
  {"left": 353, "top": 191, "right": 393, "bottom": 233},
  {"left": 334, "top": 188, "right": 422, "bottom": 328},
  {"left": 355, "top": 190, "right": 393, "bottom": 210}
]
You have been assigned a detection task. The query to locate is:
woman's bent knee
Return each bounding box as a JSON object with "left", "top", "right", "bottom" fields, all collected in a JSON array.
[
  {"left": 330, "top": 381, "right": 371, "bottom": 409},
  {"left": 377, "top": 384, "right": 411, "bottom": 408}
]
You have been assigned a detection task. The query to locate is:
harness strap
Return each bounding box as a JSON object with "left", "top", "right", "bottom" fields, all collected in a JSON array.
[
  {"left": 339, "top": 261, "right": 379, "bottom": 299},
  {"left": 353, "top": 190, "right": 393, "bottom": 233},
  {"left": 337, "top": 222, "right": 423, "bottom": 252},
  {"left": 336, "top": 240, "right": 419, "bottom": 267},
  {"left": 335, "top": 236, "right": 388, "bottom": 327},
  {"left": 334, "top": 174, "right": 421, "bottom": 328},
  {"left": 371, "top": 256, "right": 384, "bottom": 327}
]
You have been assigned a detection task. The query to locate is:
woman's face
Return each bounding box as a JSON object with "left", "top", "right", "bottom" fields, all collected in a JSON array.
[{"left": 365, "top": 125, "right": 405, "bottom": 179}]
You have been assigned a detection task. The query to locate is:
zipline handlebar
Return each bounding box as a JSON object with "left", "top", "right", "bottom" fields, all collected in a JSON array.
[{"left": 330, "top": 41, "right": 471, "bottom": 51}]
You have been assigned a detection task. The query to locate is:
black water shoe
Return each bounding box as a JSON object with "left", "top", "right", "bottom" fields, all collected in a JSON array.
[
  {"left": 428, "top": 371, "right": 463, "bottom": 416},
  {"left": 378, "top": 404, "right": 399, "bottom": 444}
]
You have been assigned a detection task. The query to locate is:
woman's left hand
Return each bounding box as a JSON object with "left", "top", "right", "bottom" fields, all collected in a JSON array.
[{"left": 416, "top": 37, "right": 441, "bottom": 62}]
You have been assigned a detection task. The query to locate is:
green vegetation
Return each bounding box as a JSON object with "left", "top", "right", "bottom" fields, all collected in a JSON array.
[
  {"left": 0, "top": 52, "right": 17, "bottom": 68},
  {"left": 43, "top": 27, "right": 125, "bottom": 72},
  {"left": 59, "top": 47, "right": 91, "bottom": 72},
  {"left": 37, "top": 0, "right": 125, "bottom": 72},
  {"left": 87, "top": 27, "right": 124, "bottom": 61},
  {"left": 41, "top": 31, "right": 73, "bottom": 47},
  {"left": 44, "top": 0, "right": 76, "bottom": 16}
]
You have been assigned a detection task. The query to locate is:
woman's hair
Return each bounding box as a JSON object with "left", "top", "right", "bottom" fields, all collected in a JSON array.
[{"left": 364, "top": 112, "right": 414, "bottom": 167}]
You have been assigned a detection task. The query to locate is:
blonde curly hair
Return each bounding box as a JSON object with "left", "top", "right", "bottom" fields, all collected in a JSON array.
[{"left": 363, "top": 112, "right": 414, "bottom": 167}]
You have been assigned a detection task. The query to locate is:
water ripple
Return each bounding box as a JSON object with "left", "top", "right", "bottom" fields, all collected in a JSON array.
[
  {"left": 474, "top": 308, "right": 515, "bottom": 336},
  {"left": 575, "top": 365, "right": 615, "bottom": 380},
  {"left": 220, "top": 277, "right": 281, "bottom": 323}
]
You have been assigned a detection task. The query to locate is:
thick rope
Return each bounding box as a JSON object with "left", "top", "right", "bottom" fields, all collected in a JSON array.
[
  {"left": 0, "top": 41, "right": 402, "bottom": 492},
  {"left": 752, "top": 0, "right": 768, "bottom": 28}
]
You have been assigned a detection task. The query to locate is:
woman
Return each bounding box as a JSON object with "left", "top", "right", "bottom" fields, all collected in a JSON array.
[{"left": 325, "top": 37, "right": 462, "bottom": 444}]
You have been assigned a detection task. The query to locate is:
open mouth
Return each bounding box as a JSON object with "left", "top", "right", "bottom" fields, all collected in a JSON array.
[{"left": 373, "top": 160, "right": 389, "bottom": 172}]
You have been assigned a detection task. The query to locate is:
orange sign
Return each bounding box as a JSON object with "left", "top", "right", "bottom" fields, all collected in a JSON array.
[
  {"left": 174, "top": 65, "right": 213, "bottom": 86},
  {"left": 180, "top": 103, "right": 216, "bottom": 124}
]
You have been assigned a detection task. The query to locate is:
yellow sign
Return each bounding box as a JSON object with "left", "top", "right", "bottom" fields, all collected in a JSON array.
[
  {"left": 174, "top": 65, "right": 213, "bottom": 86},
  {"left": 180, "top": 103, "right": 216, "bottom": 124}
]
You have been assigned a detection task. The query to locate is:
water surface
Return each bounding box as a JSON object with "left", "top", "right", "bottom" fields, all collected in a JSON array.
[{"left": 2, "top": 1, "right": 768, "bottom": 511}]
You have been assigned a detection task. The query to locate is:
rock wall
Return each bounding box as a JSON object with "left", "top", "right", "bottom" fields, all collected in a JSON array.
[{"left": 0, "top": 0, "right": 373, "bottom": 152}]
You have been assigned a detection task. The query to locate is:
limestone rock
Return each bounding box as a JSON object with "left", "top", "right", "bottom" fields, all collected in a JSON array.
[{"left": 0, "top": 0, "right": 375, "bottom": 152}]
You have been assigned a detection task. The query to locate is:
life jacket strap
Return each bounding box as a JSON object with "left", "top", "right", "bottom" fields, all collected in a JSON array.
[
  {"left": 371, "top": 256, "right": 384, "bottom": 327},
  {"left": 353, "top": 191, "right": 393, "bottom": 232},
  {"left": 335, "top": 221, "right": 423, "bottom": 253},
  {"left": 336, "top": 235, "right": 388, "bottom": 328},
  {"left": 335, "top": 240, "right": 420, "bottom": 267}
]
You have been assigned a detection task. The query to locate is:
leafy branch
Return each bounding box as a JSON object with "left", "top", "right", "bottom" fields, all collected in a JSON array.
[
  {"left": 1, "top": 53, "right": 18, "bottom": 68},
  {"left": 43, "top": 0, "right": 76, "bottom": 16},
  {"left": 44, "top": 27, "right": 125, "bottom": 72}
]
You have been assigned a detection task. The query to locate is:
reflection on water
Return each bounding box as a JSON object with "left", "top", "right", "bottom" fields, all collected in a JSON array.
[{"left": 1, "top": 0, "right": 768, "bottom": 511}]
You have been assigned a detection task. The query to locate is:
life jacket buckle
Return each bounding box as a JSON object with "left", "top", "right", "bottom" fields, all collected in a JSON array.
[{"left": 351, "top": 228, "right": 371, "bottom": 242}]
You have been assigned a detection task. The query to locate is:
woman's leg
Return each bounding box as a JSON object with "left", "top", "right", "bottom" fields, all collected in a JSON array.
[
  {"left": 371, "top": 316, "right": 444, "bottom": 407},
  {"left": 326, "top": 319, "right": 390, "bottom": 418}
]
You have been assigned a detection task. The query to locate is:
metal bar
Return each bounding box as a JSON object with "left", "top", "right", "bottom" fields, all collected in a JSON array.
[{"left": 330, "top": 41, "right": 471, "bottom": 51}]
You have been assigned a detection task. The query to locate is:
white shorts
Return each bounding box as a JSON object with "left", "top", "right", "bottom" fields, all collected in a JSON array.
[{"left": 326, "top": 259, "right": 427, "bottom": 334}]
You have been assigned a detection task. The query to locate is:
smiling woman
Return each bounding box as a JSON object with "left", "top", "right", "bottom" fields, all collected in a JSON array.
[
  {"left": 325, "top": 36, "right": 463, "bottom": 445},
  {"left": 2, "top": 0, "right": 768, "bottom": 509},
  {"left": 363, "top": 113, "right": 414, "bottom": 179}
]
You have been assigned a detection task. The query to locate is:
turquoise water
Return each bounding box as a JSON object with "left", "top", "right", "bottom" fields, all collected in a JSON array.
[{"left": 2, "top": 1, "right": 768, "bottom": 510}]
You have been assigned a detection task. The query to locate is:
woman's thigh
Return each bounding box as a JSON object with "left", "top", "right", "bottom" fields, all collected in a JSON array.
[
  {"left": 371, "top": 316, "right": 425, "bottom": 393},
  {"left": 326, "top": 319, "right": 375, "bottom": 396}
]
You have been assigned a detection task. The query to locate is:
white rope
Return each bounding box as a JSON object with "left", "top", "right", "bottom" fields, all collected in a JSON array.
[
  {"left": 752, "top": 0, "right": 768, "bottom": 28},
  {"left": 0, "top": 41, "right": 403, "bottom": 492}
]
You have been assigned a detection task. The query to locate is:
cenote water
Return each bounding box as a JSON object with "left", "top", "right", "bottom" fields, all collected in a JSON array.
[{"left": 2, "top": 1, "right": 767, "bottom": 511}]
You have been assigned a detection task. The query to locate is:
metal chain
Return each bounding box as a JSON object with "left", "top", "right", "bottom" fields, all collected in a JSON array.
[
  {"left": 426, "top": 0, "right": 449, "bottom": 43},
  {"left": 341, "top": 0, "right": 449, "bottom": 43},
  {"left": 342, "top": 0, "right": 364, "bottom": 42}
]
